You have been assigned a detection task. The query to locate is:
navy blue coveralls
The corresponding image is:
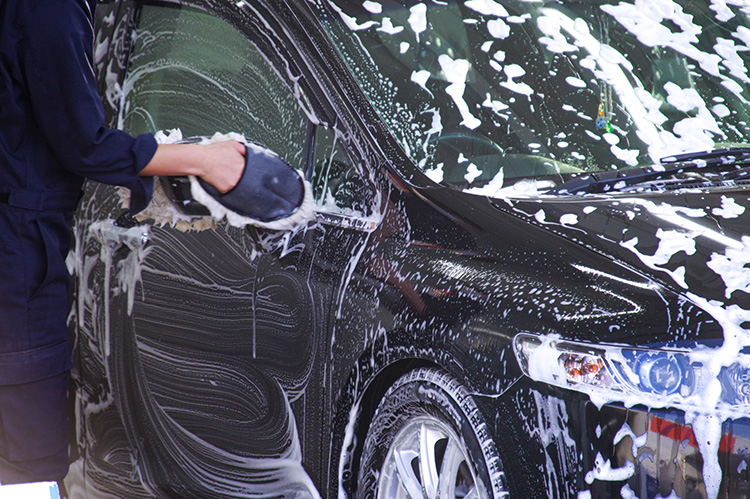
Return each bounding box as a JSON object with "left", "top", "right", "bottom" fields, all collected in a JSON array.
[{"left": 0, "top": 0, "right": 156, "bottom": 483}]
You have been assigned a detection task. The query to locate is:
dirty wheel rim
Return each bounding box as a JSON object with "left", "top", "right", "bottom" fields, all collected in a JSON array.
[{"left": 377, "top": 417, "right": 480, "bottom": 499}]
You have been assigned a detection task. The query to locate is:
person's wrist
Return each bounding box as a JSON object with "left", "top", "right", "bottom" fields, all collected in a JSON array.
[{"left": 185, "top": 144, "right": 209, "bottom": 178}]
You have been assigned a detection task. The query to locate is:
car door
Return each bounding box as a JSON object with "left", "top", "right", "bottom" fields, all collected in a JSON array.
[{"left": 71, "top": 2, "right": 378, "bottom": 497}]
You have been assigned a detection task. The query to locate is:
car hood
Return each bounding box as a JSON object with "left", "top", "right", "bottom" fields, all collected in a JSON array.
[{"left": 492, "top": 187, "right": 750, "bottom": 328}]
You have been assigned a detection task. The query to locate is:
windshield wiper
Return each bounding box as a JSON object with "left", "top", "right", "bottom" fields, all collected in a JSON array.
[
  {"left": 659, "top": 147, "right": 750, "bottom": 165},
  {"left": 547, "top": 148, "right": 750, "bottom": 195}
]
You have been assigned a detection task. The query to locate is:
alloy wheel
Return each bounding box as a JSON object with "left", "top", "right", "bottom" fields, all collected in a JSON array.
[{"left": 377, "top": 417, "right": 480, "bottom": 499}]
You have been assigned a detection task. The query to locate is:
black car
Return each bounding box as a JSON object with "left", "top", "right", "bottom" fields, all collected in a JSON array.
[{"left": 69, "top": 0, "right": 750, "bottom": 498}]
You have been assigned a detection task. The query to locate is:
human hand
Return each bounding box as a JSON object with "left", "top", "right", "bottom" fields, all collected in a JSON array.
[
  {"left": 142, "top": 140, "right": 246, "bottom": 193},
  {"left": 194, "top": 140, "right": 246, "bottom": 193}
]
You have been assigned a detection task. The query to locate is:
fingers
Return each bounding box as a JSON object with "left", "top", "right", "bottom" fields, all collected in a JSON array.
[{"left": 200, "top": 140, "right": 246, "bottom": 193}]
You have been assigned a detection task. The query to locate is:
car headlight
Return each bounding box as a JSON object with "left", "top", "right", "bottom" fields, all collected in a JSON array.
[
  {"left": 718, "top": 363, "right": 750, "bottom": 405},
  {"left": 513, "top": 333, "right": 713, "bottom": 409}
]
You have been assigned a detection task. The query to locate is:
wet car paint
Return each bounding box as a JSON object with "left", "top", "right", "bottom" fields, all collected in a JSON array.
[{"left": 68, "top": 1, "right": 750, "bottom": 498}]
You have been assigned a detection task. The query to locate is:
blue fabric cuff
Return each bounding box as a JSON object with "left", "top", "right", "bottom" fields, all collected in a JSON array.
[{"left": 128, "top": 133, "right": 158, "bottom": 215}]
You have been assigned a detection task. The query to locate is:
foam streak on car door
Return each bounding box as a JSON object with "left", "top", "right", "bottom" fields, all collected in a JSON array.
[
  {"left": 102, "top": 215, "right": 321, "bottom": 498},
  {"left": 246, "top": 204, "right": 376, "bottom": 483},
  {"left": 78, "top": 1, "right": 326, "bottom": 495}
]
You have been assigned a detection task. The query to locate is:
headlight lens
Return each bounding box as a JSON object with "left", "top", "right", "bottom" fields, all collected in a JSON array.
[
  {"left": 630, "top": 351, "right": 695, "bottom": 396},
  {"left": 718, "top": 363, "right": 750, "bottom": 405},
  {"left": 513, "top": 333, "right": 710, "bottom": 409},
  {"left": 515, "top": 333, "right": 750, "bottom": 410}
]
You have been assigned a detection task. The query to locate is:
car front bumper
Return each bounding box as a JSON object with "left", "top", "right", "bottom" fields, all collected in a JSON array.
[{"left": 477, "top": 382, "right": 750, "bottom": 498}]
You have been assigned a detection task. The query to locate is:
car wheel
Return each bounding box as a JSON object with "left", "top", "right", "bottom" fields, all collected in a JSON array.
[{"left": 356, "top": 368, "right": 508, "bottom": 498}]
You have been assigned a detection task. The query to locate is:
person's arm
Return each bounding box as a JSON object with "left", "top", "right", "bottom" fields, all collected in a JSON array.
[
  {"left": 19, "top": 1, "right": 243, "bottom": 206},
  {"left": 139, "top": 141, "right": 246, "bottom": 193}
]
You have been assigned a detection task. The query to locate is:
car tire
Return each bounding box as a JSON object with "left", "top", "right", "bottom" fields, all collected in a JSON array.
[{"left": 356, "top": 368, "right": 508, "bottom": 498}]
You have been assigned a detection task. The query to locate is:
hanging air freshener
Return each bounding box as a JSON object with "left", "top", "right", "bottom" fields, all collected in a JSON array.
[{"left": 595, "top": 85, "right": 613, "bottom": 133}]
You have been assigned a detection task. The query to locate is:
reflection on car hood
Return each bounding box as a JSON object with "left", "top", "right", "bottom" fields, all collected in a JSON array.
[{"left": 495, "top": 188, "right": 750, "bottom": 310}]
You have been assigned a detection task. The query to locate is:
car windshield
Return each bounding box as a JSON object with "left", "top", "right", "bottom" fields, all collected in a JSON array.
[{"left": 316, "top": 0, "right": 750, "bottom": 195}]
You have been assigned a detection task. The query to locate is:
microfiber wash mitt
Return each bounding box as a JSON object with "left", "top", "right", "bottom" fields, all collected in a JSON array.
[{"left": 189, "top": 133, "right": 314, "bottom": 230}]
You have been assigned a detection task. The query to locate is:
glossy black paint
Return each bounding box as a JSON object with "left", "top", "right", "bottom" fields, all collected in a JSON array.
[{"left": 69, "top": 1, "right": 750, "bottom": 498}]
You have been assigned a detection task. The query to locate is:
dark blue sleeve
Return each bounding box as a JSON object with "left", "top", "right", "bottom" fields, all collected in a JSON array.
[{"left": 18, "top": 0, "right": 154, "bottom": 213}]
